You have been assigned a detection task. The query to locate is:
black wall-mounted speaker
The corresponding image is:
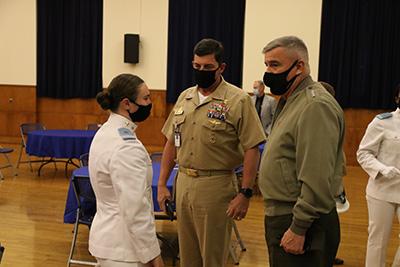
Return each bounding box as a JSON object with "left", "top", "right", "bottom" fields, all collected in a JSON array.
[{"left": 124, "top": 34, "right": 140, "bottom": 63}]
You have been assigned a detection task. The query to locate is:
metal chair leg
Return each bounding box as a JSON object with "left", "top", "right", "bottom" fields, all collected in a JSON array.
[
  {"left": 4, "top": 153, "right": 17, "bottom": 176},
  {"left": 230, "top": 220, "right": 246, "bottom": 265}
]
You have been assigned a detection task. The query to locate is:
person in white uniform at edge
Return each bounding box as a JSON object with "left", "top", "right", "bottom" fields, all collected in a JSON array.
[
  {"left": 88, "top": 74, "right": 164, "bottom": 267},
  {"left": 357, "top": 83, "right": 400, "bottom": 267}
]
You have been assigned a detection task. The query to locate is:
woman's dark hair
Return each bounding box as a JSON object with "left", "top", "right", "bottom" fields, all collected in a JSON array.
[
  {"left": 96, "top": 74, "right": 144, "bottom": 112},
  {"left": 193, "top": 38, "right": 224, "bottom": 66}
]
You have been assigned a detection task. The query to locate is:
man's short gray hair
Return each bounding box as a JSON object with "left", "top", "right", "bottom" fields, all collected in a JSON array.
[
  {"left": 262, "top": 36, "right": 309, "bottom": 71},
  {"left": 255, "top": 80, "right": 264, "bottom": 88}
]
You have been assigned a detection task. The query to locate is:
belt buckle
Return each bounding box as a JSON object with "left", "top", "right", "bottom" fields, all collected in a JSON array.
[{"left": 186, "top": 169, "right": 198, "bottom": 177}]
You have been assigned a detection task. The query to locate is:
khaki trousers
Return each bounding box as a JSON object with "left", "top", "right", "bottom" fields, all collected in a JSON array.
[{"left": 175, "top": 171, "right": 237, "bottom": 267}]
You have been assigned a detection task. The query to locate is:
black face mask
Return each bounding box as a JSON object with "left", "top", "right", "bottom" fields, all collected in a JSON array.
[
  {"left": 128, "top": 100, "right": 152, "bottom": 122},
  {"left": 193, "top": 67, "right": 219, "bottom": 88},
  {"left": 263, "top": 60, "right": 299, "bottom": 95}
]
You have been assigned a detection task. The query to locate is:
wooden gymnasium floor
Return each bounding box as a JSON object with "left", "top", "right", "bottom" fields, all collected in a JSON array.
[{"left": 0, "top": 142, "right": 399, "bottom": 267}]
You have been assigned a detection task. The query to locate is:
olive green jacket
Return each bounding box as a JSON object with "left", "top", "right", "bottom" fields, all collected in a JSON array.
[{"left": 259, "top": 76, "right": 345, "bottom": 235}]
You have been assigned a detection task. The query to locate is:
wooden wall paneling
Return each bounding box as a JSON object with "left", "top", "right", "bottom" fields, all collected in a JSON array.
[
  {"left": 37, "top": 91, "right": 169, "bottom": 152},
  {"left": 343, "top": 108, "right": 390, "bottom": 166},
  {"left": 0, "top": 85, "right": 36, "bottom": 143},
  {"left": 2, "top": 84, "right": 396, "bottom": 167},
  {"left": 136, "top": 90, "right": 168, "bottom": 152},
  {"left": 37, "top": 97, "right": 109, "bottom": 130}
]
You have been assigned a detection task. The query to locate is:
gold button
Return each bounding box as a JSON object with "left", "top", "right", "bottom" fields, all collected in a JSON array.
[{"left": 209, "top": 137, "right": 216, "bottom": 143}]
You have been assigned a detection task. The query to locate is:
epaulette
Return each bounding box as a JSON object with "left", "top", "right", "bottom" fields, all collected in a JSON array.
[
  {"left": 118, "top": 128, "right": 136, "bottom": 140},
  {"left": 307, "top": 85, "right": 318, "bottom": 98},
  {"left": 376, "top": 113, "right": 392, "bottom": 120}
]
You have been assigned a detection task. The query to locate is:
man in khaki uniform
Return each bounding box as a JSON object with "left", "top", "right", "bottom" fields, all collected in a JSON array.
[
  {"left": 259, "top": 36, "right": 345, "bottom": 267},
  {"left": 157, "top": 39, "right": 266, "bottom": 267}
]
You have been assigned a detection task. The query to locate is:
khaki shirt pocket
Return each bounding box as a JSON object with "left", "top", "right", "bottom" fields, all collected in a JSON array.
[{"left": 201, "top": 119, "right": 227, "bottom": 145}]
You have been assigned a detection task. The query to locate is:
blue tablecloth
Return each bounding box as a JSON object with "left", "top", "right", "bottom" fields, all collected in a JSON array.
[
  {"left": 259, "top": 143, "right": 265, "bottom": 168},
  {"left": 63, "top": 162, "right": 176, "bottom": 223},
  {"left": 26, "top": 130, "right": 96, "bottom": 159},
  {"left": 234, "top": 143, "right": 265, "bottom": 174}
]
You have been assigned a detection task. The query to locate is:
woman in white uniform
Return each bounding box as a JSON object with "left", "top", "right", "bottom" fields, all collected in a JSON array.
[
  {"left": 357, "top": 83, "right": 400, "bottom": 267},
  {"left": 88, "top": 74, "right": 164, "bottom": 267}
]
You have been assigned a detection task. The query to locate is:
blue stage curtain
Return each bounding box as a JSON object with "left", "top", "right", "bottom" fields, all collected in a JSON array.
[
  {"left": 37, "top": 0, "right": 103, "bottom": 99},
  {"left": 166, "top": 0, "right": 246, "bottom": 103},
  {"left": 318, "top": 0, "right": 400, "bottom": 109}
]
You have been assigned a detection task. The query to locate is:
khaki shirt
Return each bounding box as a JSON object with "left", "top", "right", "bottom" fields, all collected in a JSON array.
[
  {"left": 259, "top": 76, "right": 346, "bottom": 235},
  {"left": 162, "top": 77, "right": 266, "bottom": 170}
]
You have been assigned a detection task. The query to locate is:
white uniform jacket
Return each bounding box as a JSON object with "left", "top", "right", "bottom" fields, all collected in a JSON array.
[
  {"left": 251, "top": 94, "right": 277, "bottom": 136},
  {"left": 357, "top": 108, "right": 400, "bottom": 203},
  {"left": 88, "top": 112, "right": 160, "bottom": 263}
]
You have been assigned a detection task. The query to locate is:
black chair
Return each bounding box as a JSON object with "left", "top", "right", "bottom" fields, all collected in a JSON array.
[
  {"left": 67, "top": 175, "right": 97, "bottom": 267},
  {"left": 17, "top": 123, "right": 56, "bottom": 172},
  {"left": 150, "top": 152, "right": 179, "bottom": 265},
  {"left": 149, "top": 152, "right": 163, "bottom": 162},
  {"left": 0, "top": 242, "right": 4, "bottom": 263},
  {"left": 79, "top": 153, "right": 89, "bottom": 167},
  {"left": 0, "top": 146, "right": 17, "bottom": 180},
  {"left": 86, "top": 124, "right": 102, "bottom": 131}
]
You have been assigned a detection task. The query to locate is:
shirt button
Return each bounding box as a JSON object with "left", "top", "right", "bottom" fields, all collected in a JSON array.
[
  {"left": 209, "top": 137, "right": 216, "bottom": 143},
  {"left": 193, "top": 122, "right": 196, "bottom": 125},
  {"left": 191, "top": 137, "right": 194, "bottom": 140},
  {"left": 190, "top": 152, "right": 193, "bottom": 155},
  {"left": 211, "top": 131, "right": 215, "bottom": 136}
]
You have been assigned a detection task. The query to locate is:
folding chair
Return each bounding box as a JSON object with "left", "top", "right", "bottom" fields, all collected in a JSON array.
[
  {"left": 68, "top": 175, "right": 97, "bottom": 267},
  {"left": 86, "top": 124, "right": 102, "bottom": 131},
  {"left": 17, "top": 123, "right": 56, "bottom": 172},
  {"left": 150, "top": 152, "right": 179, "bottom": 265},
  {"left": 0, "top": 146, "right": 17, "bottom": 180},
  {"left": 0, "top": 242, "right": 4, "bottom": 263},
  {"left": 229, "top": 166, "right": 247, "bottom": 264},
  {"left": 149, "top": 152, "right": 163, "bottom": 162},
  {"left": 79, "top": 153, "right": 89, "bottom": 168},
  {"left": 229, "top": 220, "right": 246, "bottom": 265},
  {"left": 155, "top": 202, "right": 178, "bottom": 266}
]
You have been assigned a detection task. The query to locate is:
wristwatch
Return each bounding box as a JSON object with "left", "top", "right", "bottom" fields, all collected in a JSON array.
[{"left": 239, "top": 187, "right": 254, "bottom": 198}]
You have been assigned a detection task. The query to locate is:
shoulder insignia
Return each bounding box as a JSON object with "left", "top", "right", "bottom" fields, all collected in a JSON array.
[
  {"left": 118, "top": 128, "right": 136, "bottom": 140},
  {"left": 376, "top": 113, "right": 392, "bottom": 120}
]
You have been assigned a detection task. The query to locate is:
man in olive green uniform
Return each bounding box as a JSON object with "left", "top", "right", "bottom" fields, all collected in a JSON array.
[
  {"left": 157, "top": 39, "right": 266, "bottom": 267},
  {"left": 259, "top": 36, "right": 345, "bottom": 267}
]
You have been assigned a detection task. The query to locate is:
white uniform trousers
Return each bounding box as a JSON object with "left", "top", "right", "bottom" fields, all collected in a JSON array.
[
  {"left": 96, "top": 258, "right": 151, "bottom": 267},
  {"left": 366, "top": 195, "right": 400, "bottom": 267}
]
